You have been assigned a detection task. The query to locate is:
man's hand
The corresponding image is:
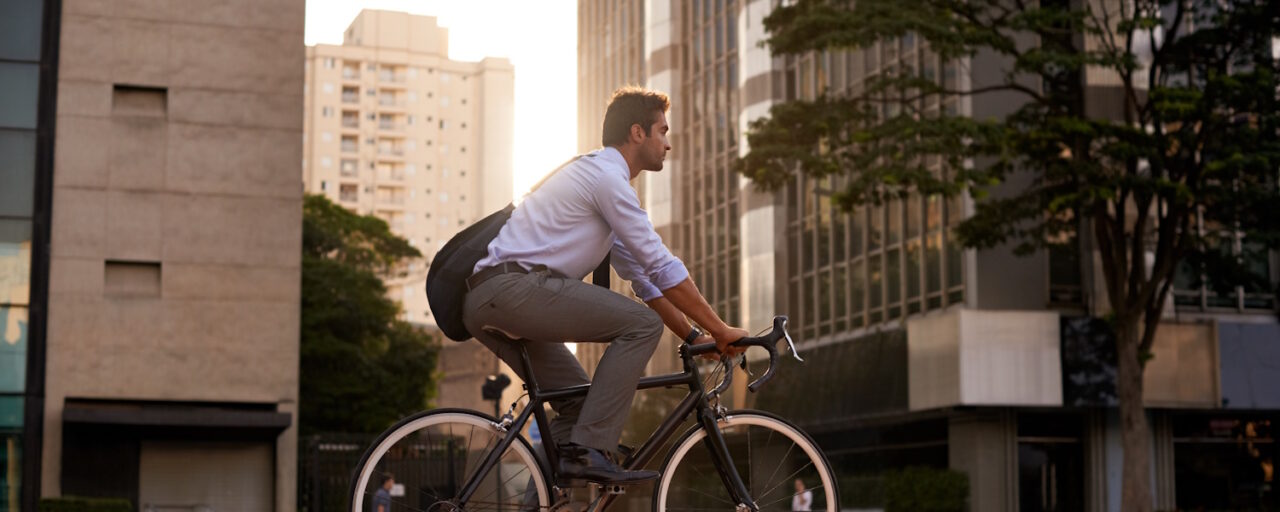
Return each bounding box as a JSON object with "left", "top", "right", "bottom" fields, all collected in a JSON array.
[
  {"left": 712, "top": 327, "right": 749, "bottom": 358},
  {"left": 692, "top": 334, "right": 720, "bottom": 361}
]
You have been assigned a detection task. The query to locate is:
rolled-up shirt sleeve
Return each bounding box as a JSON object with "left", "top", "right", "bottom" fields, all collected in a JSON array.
[
  {"left": 594, "top": 172, "right": 689, "bottom": 300},
  {"left": 611, "top": 239, "right": 666, "bottom": 301}
]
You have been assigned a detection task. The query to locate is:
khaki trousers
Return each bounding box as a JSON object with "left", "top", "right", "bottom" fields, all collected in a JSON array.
[{"left": 462, "top": 268, "right": 663, "bottom": 451}]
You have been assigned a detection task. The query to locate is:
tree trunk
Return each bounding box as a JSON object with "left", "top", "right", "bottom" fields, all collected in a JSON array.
[{"left": 1116, "top": 317, "right": 1153, "bottom": 512}]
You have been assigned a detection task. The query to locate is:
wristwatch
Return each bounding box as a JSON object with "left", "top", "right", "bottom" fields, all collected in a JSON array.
[{"left": 683, "top": 326, "right": 703, "bottom": 345}]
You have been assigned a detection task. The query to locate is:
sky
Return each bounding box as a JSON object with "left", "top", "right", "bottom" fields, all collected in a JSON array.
[{"left": 305, "top": 0, "right": 578, "bottom": 199}]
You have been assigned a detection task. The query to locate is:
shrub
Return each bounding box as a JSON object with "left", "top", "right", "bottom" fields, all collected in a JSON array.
[
  {"left": 840, "top": 474, "right": 885, "bottom": 509},
  {"left": 38, "top": 497, "right": 132, "bottom": 512},
  {"left": 883, "top": 466, "right": 969, "bottom": 512}
]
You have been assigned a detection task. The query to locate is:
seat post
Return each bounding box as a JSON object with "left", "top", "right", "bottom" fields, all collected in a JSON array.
[{"left": 516, "top": 342, "right": 541, "bottom": 400}]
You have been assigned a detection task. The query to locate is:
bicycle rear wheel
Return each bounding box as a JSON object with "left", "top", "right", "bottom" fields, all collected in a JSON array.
[
  {"left": 349, "top": 409, "right": 550, "bottom": 512},
  {"left": 654, "top": 410, "right": 838, "bottom": 512}
]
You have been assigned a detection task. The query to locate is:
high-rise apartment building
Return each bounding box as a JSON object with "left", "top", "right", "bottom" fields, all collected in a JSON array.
[
  {"left": 579, "top": 2, "right": 1280, "bottom": 511},
  {"left": 303, "top": 10, "right": 514, "bottom": 331},
  {"left": 2, "top": 0, "right": 305, "bottom": 510}
]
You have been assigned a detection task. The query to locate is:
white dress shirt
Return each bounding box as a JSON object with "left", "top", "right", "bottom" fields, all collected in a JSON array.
[{"left": 474, "top": 147, "right": 688, "bottom": 301}]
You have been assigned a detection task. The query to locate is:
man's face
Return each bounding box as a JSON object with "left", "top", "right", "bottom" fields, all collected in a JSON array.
[
  {"left": 639, "top": 111, "right": 671, "bottom": 172},
  {"left": 384, "top": 478, "right": 395, "bottom": 490}
]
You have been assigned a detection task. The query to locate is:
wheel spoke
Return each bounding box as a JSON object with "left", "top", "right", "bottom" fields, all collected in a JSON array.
[
  {"left": 759, "top": 440, "right": 796, "bottom": 490},
  {"left": 759, "top": 484, "right": 825, "bottom": 510},
  {"left": 469, "top": 462, "right": 532, "bottom": 505},
  {"left": 670, "top": 484, "right": 736, "bottom": 505},
  {"left": 756, "top": 460, "right": 815, "bottom": 504}
]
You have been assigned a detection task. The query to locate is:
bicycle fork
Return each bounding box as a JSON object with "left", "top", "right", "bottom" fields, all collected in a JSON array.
[{"left": 697, "top": 407, "right": 759, "bottom": 512}]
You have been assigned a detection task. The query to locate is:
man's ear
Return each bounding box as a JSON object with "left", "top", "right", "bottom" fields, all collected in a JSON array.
[{"left": 629, "top": 123, "right": 646, "bottom": 143}]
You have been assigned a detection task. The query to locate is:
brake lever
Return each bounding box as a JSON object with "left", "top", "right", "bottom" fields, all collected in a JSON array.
[{"left": 781, "top": 318, "right": 804, "bottom": 362}]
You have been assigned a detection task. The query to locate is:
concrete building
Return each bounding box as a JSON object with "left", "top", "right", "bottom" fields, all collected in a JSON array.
[
  {"left": 303, "top": 10, "right": 514, "bottom": 331},
  {"left": 578, "top": 1, "right": 1280, "bottom": 511},
  {"left": 2, "top": 0, "right": 305, "bottom": 510}
]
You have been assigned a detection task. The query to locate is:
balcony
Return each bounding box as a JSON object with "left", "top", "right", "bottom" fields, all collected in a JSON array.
[
  {"left": 341, "top": 93, "right": 359, "bottom": 104},
  {"left": 377, "top": 97, "right": 405, "bottom": 109},
  {"left": 378, "top": 72, "right": 408, "bottom": 85},
  {"left": 340, "top": 143, "right": 358, "bottom": 153},
  {"left": 377, "top": 147, "right": 405, "bottom": 158},
  {"left": 341, "top": 118, "right": 360, "bottom": 129},
  {"left": 342, "top": 68, "right": 361, "bottom": 80},
  {"left": 377, "top": 168, "right": 407, "bottom": 182}
]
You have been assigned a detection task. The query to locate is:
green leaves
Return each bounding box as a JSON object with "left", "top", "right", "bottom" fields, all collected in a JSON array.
[{"left": 300, "top": 194, "right": 438, "bottom": 435}]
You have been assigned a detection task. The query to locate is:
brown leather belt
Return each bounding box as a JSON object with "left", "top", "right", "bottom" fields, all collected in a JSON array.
[{"left": 466, "top": 262, "right": 533, "bottom": 291}]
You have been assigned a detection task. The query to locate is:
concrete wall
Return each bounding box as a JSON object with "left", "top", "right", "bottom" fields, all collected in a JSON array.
[
  {"left": 46, "top": 1, "right": 304, "bottom": 509},
  {"left": 908, "top": 309, "right": 1062, "bottom": 410}
]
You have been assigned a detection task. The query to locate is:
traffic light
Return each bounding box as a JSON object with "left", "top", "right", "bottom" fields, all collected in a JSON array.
[{"left": 481, "top": 373, "right": 511, "bottom": 400}]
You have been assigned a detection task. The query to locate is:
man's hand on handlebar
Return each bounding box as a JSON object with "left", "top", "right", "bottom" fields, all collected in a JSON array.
[{"left": 712, "top": 327, "right": 749, "bottom": 358}]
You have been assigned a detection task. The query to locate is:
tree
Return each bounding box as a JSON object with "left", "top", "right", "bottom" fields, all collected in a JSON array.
[
  {"left": 300, "top": 194, "right": 439, "bottom": 434},
  {"left": 740, "top": 1, "right": 1280, "bottom": 510}
]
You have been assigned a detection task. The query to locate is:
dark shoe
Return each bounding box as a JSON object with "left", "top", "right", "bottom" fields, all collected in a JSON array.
[{"left": 557, "top": 444, "right": 659, "bottom": 486}]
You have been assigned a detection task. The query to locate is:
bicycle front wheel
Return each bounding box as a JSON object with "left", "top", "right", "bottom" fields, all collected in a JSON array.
[
  {"left": 349, "top": 409, "right": 550, "bottom": 512},
  {"left": 654, "top": 410, "right": 838, "bottom": 512}
]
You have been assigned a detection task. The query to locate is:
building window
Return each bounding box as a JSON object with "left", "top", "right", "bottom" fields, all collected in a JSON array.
[
  {"left": 321, "top": 83, "right": 334, "bottom": 94},
  {"left": 339, "top": 184, "right": 358, "bottom": 202},
  {"left": 340, "top": 135, "right": 357, "bottom": 153},
  {"left": 340, "top": 159, "right": 358, "bottom": 177},
  {"left": 1174, "top": 216, "right": 1276, "bottom": 311},
  {"left": 324, "top": 57, "right": 336, "bottom": 68}
]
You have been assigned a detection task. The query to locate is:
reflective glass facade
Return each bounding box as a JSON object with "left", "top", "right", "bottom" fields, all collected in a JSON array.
[
  {"left": 783, "top": 45, "right": 965, "bottom": 342},
  {"left": 675, "top": 0, "right": 741, "bottom": 323},
  {"left": 0, "top": 0, "right": 50, "bottom": 508}
]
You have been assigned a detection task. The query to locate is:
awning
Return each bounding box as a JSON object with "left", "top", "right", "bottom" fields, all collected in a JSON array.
[{"left": 63, "top": 400, "right": 291, "bottom": 432}]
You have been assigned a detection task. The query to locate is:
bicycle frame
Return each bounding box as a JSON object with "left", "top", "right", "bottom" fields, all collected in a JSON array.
[{"left": 453, "top": 343, "right": 757, "bottom": 511}]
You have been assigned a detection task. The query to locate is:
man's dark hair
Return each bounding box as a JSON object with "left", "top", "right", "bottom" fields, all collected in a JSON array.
[
  {"left": 601, "top": 86, "right": 670, "bottom": 147},
  {"left": 382, "top": 473, "right": 395, "bottom": 485}
]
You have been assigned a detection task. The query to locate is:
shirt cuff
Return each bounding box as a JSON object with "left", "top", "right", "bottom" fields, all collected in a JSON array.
[{"left": 630, "top": 279, "right": 662, "bottom": 302}]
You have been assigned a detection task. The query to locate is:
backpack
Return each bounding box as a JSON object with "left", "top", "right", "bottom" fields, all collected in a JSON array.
[
  {"left": 426, "top": 155, "right": 604, "bottom": 341},
  {"left": 425, "top": 204, "right": 517, "bottom": 341}
]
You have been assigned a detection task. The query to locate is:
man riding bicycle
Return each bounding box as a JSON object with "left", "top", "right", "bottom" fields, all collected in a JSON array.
[{"left": 462, "top": 86, "right": 748, "bottom": 486}]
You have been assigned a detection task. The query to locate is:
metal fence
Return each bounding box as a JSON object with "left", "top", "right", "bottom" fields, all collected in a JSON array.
[{"left": 299, "top": 431, "right": 475, "bottom": 512}]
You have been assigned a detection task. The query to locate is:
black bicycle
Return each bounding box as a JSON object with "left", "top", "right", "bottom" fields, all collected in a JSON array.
[{"left": 348, "top": 316, "right": 838, "bottom": 512}]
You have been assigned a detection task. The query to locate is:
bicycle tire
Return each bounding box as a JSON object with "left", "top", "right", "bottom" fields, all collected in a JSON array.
[
  {"left": 349, "top": 408, "right": 550, "bottom": 512},
  {"left": 653, "top": 410, "right": 839, "bottom": 512}
]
